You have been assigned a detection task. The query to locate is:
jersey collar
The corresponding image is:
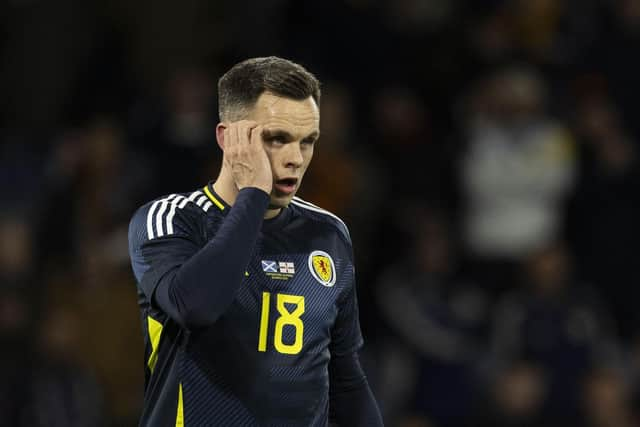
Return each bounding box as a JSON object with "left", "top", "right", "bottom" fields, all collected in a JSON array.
[
  {"left": 203, "top": 182, "right": 230, "bottom": 211},
  {"left": 204, "top": 181, "right": 292, "bottom": 231}
]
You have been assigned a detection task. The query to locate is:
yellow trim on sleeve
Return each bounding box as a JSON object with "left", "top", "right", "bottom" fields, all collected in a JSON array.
[
  {"left": 175, "top": 383, "right": 184, "bottom": 426},
  {"left": 147, "top": 316, "right": 163, "bottom": 372},
  {"left": 203, "top": 185, "right": 225, "bottom": 211}
]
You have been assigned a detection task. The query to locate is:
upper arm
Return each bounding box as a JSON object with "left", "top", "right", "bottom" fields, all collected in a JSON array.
[
  {"left": 327, "top": 217, "right": 364, "bottom": 356},
  {"left": 330, "top": 259, "right": 364, "bottom": 357},
  {"left": 329, "top": 350, "right": 383, "bottom": 426},
  {"left": 128, "top": 200, "right": 204, "bottom": 306}
]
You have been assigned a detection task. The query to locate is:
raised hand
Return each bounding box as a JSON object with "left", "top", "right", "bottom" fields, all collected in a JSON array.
[{"left": 223, "top": 120, "right": 273, "bottom": 194}]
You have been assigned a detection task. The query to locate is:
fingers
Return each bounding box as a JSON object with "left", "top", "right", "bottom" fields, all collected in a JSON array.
[
  {"left": 222, "top": 120, "right": 272, "bottom": 193},
  {"left": 222, "top": 127, "right": 231, "bottom": 168},
  {"left": 226, "top": 123, "right": 237, "bottom": 153},
  {"left": 223, "top": 120, "right": 258, "bottom": 150},
  {"left": 250, "top": 124, "right": 263, "bottom": 146},
  {"left": 243, "top": 121, "right": 258, "bottom": 144},
  {"left": 236, "top": 120, "right": 258, "bottom": 145}
]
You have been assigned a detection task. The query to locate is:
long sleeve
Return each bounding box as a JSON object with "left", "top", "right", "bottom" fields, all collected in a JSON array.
[
  {"left": 328, "top": 262, "right": 382, "bottom": 425},
  {"left": 329, "top": 352, "right": 383, "bottom": 426},
  {"left": 129, "top": 187, "right": 269, "bottom": 328}
]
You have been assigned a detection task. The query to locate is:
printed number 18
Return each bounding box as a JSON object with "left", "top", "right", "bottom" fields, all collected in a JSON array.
[{"left": 258, "top": 292, "right": 305, "bottom": 355}]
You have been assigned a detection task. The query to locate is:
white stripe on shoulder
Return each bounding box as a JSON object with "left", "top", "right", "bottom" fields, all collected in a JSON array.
[
  {"left": 178, "top": 190, "right": 203, "bottom": 209},
  {"left": 146, "top": 200, "right": 162, "bottom": 239},
  {"left": 165, "top": 195, "right": 188, "bottom": 235},
  {"left": 154, "top": 194, "right": 177, "bottom": 238},
  {"left": 291, "top": 197, "right": 349, "bottom": 232},
  {"left": 147, "top": 190, "right": 215, "bottom": 240},
  {"left": 178, "top": 191, "right": 211, "bottom": 213},
  {"left": 188, "top": 190, "right": 203, "bottom": 202},
  {"left": 146, "top": 194, "right": 176, "bottom": 239}
]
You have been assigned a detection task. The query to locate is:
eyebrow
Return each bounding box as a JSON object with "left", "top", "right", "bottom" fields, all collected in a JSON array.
[{"left": 262, "top": 128, "right": 320, "bottom": 142}]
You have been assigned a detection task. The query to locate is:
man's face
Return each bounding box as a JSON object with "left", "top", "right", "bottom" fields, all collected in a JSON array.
[{"left": 246, "top": 92, "right": 320, "bottom": 208}]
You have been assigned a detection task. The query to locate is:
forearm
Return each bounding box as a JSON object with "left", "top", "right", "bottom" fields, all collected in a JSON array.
[
  {"left": 329, "top": 353, "right": 383, "bottom": 426},
  {"left": 154, "top": 188, "right": 269, "bottom": 327}
]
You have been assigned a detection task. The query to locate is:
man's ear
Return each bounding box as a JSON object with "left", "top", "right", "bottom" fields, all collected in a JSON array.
[{"left": 216, "top": 123, "right": 226, "bottom": 150}]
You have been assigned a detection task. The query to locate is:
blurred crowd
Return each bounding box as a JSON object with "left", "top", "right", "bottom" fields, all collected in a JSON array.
[{"left": 1, "top": 0, "right": 640, "bottom": 426}]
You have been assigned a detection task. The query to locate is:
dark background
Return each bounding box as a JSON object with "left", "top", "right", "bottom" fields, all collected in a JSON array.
[{"left": 1, "top": 0, "right": 640, "bottom": 426}]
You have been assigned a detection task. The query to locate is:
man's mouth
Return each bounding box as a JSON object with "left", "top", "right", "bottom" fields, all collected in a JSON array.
[{"left": 274, "top": 178, "right": 298, "bottom": 195}]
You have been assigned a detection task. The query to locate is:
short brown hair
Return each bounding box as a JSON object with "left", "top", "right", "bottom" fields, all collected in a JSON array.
[{"left": 217, "top": 56, "right": 321, "bottom": 121}]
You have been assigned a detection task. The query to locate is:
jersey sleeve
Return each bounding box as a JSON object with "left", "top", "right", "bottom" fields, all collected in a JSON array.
[
  {"left": 128, "top": 199, "right": 205, "bottom": 306},
  {"left": 330, "top": 261, "right": 364, "bottom": 357},
  {"left": 329, "top": 352, "right": 383, "bottom": 426},
  {"left": 128, "top": 188, "right": 270, "bottom": 328}
]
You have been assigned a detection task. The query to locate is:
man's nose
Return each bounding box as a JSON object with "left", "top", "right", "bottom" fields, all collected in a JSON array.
[{"left": 284, "top": 142, "right": 304, "bottom": 169}]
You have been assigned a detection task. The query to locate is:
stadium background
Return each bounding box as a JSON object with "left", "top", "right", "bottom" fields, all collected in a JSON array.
[{"left": 1, "top": 0, "right": 640, "bottom": 425}]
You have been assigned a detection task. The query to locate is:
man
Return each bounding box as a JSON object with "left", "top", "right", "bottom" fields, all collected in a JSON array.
[{"left": 128, "top": 57, "right": 383, "bottom": 426}]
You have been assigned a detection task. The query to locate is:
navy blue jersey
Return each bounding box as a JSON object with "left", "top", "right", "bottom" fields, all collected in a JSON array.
[{"left": 128, "top": 183, "right": 363, "bottom": 426}]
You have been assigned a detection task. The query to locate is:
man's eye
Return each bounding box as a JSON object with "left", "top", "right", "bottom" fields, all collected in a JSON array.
[
  {"left": 266, "top": 137, "right": 285, "bottom": 145},
  {"left": 301, "top": 139, "right": 316, "bottom": 145}
]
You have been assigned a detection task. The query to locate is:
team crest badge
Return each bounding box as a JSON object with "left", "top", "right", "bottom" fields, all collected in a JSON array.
[{"left": 308, "top": 250, "right": 336, "bottom": 287}]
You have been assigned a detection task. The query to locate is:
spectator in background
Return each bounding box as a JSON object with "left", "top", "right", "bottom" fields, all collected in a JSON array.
[
  {"left": 19, "top": 303, "right": 106, "bottom": 427},
  {"left": 374, "top": 205, "right": 489, "bottom": 427},
  {"left": 298, "top": 82, "right": 381, "bottom": 220},
  {"left": 0, "top": 140, "right": 45, "bottom": 214},
  {"left": 39, "top": 116, "right": 152, "bottom": 277},
  {"left": 509, "top": 0, "right": 564, "bottom": 62},
  {"left": 596, "top": 0, "right": 640, "bottom": 138},
  {"left": 0, "top": 286, "right": 33, "bottom": 425},
  {"left": 40, "top": 272, "right": 141, "bottom": 425},
  {"left": 0, "top": 223, "right": 35, "bottom": 425},
  {"left": 466, "top": 3, "right": 518, "bottom": 69},
  {"left": 371, "top": 86, "right": 457, "bottom": 210},
  {"left": 627, "top": 335, "right": 640, "bottom": 421},
  {"left": 465, "top": 0, "right": 605, "bottom": 71},
  {"left": 487, "top": 242, "right": 620, "bottom": 423},
  {"left": 0, "top": 215, "right": 106, "bottom": 426},
  {"left": 0, "top": 214, "right": 38, "bottom": 370},
  {"left": 127, "top": 66, "right": 220, "bottom": 195},
  {"left": 460, "top": 66, "right": 576, "bottom": 293},
  {"left": 34, "top": 116, "right": 148, "bottom": 423},
  {"left": 580, "top": 366, "right": 636, "bottom": 427},
  {"left": 0, "top": 214, "right": 36, "bottom": 423},
  {"left": 567, "top": 92, "right": 640, "bottom": 340},
  {"left": 473, "top": 360, "right": 548, "bottom": 427},
  {"left": 0, "top": 215, "right": 35, "bottom": 289}
]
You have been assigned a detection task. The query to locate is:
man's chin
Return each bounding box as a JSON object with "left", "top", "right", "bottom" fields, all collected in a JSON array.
[{"left": 268, "top": 193, "right": 295, "bottom": 209}]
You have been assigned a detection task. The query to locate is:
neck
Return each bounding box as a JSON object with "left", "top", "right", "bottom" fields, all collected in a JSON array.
[{"left": 212, "top": 168, "right": 281, "bottom": 219}]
